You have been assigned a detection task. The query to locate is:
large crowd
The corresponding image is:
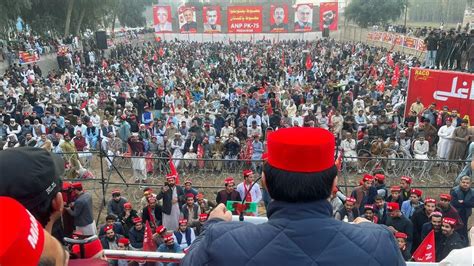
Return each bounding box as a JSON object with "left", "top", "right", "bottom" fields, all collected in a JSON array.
[{"left": 0, "top": 33, "right": 473, "bottom": 264}]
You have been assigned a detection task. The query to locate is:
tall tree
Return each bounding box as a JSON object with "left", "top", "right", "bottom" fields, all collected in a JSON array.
[
  {"left": 0, "top": 0, "right": 31, "bottom": 36},
  {"left": 346, "top": 0, "right": 406, "bottom": 28},
  {"left": 64, "top": 0, "right": 75, "bottom": 36}
]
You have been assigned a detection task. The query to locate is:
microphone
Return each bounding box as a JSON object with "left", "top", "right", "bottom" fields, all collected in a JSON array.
[{"left": 239, "top": 174, "right": 264, "bottom": 222}]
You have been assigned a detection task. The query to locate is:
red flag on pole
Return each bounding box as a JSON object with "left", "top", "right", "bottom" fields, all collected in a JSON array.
[
  {"left": 159, "top": 48, "right": 165, "bottom": 57},
  {"left": 305, "top": 55, "right": 312, "bottom": 70},
  {"left": 168, "top": 156, "right": 180, "bottom": 185},
  {"left": 281, "top": 51, "right": 285, "bottom": 66},
  {"left": 143, "top": 221, "right": 157, "bottom": 252},
  {"left": 386, "top": 53, "right": 394, "bottom": 67},
  {"left": 412, "top": 230, "right": 436, "bottom": 262}
]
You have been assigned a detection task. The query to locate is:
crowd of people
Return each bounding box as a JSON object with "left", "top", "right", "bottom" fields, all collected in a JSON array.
[{"left": 0, "top": 30, "right": 473, "bottom": 264}]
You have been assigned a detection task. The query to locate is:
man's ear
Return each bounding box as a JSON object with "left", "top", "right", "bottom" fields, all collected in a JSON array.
[
  {"left": 331, "top": 176, "right": 339, "bottom": 197},
  {"left": 52, "top": 191, "right": 64, "bottom": 213},
  {"left": 262, "top": 172, "right": 267, "bottom": 190}
]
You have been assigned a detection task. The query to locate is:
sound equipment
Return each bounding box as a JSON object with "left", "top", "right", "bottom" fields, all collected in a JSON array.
[
  {"left": 322, "top": 28, "right": 330, "bottom": 38},
  {"left": 95, "top": 31, "right": 108, "bottom": 50}
]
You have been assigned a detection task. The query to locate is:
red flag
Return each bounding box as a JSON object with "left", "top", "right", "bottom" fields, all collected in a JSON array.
[
  {"left": 143, "top": 221, "right": 157, "bottom": 251},
  {"left": 185, "top": 90, "right": 192, "bottom": 107},
  {"left": 404, "top": 65, "right": 409, "bottom": 77},
  {"left": 197, "top": 144, "right": 204, "bottom": 168},
  {"left": 237, "top": 54, "right": 242, "bottom": 63},
  {"left": 153, "top": 53, "right": 158, "bottom": 61},
  {"left": 386, "top": 53, "right": 394, "bottom": 67},
  {"left": 412, "top": 230, "right": 436, "bottom": 262},
  {"left": 159, "top": 48, "right": 165, "bottom": 57},
  {"left": 281, "top": 51, "right": 285, "bottom": 66},
  {"left": 335, "top": 149, "right": 343, "bottom": 172},
  {"left": 305, "top": 55, "right": 312, "bottom": 70},
  {"left": 156, "top": 87, "right": 164, "bottom": 97},
  {"left": 168, "top": 156, "right": 180, "bottom": 185},
  {"left": 376, "top": 80, "right": 385, "bottom": 92},
  {"left": 394, "top": 65, "right": 400, "bottom": 78}
]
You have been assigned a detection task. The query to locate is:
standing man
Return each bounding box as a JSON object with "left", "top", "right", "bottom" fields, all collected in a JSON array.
[
  {"left": 411, "top": 198, "right": 437, "bottom": 252},
  {"left": 437, "top": 117, "right": 454, "bottom": 159},
  {"left": 216, "top": 177, "right": 242, "bottom": 213},
  {"left": 401, "top": 189, "right": 424, "bottom": 219},
  {"left": 236, "top": 170, "right": 262, "bottom": 216},
  {"left": 385, "top": 202, "right": 414, "bottom": 251},
  {"left": 182, "top": 128, "right": 404, "bottom": 265},
  {"left": 157, "top": 175, "right": 184, "bottom": 231},
  {"left": 450, "top": 176, "right": 474, "bottom": 240},
  {"left": 65, "top": 182, "right": 96, "bottom": 236},
  {"left": 448, "top": 119, "right": 470, "bottom": 160}
]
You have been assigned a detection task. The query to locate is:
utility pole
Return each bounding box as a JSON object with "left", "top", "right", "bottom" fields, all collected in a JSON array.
[{"left": 403, "top": 0, "right": 408, "bottom": 31}]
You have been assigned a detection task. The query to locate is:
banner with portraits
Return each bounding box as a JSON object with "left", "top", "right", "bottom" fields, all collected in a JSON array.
[
  {"left": 367, "top": 31, "right": 426, "bottom": 52},
  {"left": 203, "top": 6, "right": 222, "bottom": 33},
  {"left": 294, "top": 4, "right": 313, "bottom": 32},
  {"left": 270, "top": 4, "right": 289, "bottom": 33},
  {"left": 153, "top": 5, "right": 172, "bottom": 33},
  {"left": 227, "top": 6, "right": 263, "bottom": 33},
  {"left": 178, "top": 6, "right": 197, "bottom": 33},
  {"left": 319, "top": 2, "right": 338, "bottom": 31}
]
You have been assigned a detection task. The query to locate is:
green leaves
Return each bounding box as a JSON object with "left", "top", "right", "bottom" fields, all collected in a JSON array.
[{"left": 345, "top": 0, "right": 407, "bottom": 28}]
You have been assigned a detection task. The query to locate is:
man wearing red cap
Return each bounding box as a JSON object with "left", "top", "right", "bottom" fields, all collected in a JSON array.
[
  {"left": 400, "top": 176, "right": 412, "bottom": 202},
  {"left": 401, "top": 188, "right": 423, "bottom": 219},
  {"left": 438, "top": 193, "right": 464, "bottom": 232},
  {"left": 99, "top": 224, "right": 123, "bottom": 250},
  {"left": 141, "top": 196, "right": 163, "bottom": 230},
  {"left": 334, "top": 197, "right": 359, "bottom": 222},
  {"left": 236, "top": 169, "right": 262, "bottom": 216},
  {"left": 118, "top": 202, "right": 138, "bottom": 237},
  {"left": 128, "top": 217, "right": 145, "bottom": 250},
  {"left": 194, "top": 213, "right": 209, "bottom": 236},
  {"left": 387, "top": 185, "right": 404, "bottom": 207},
  {"left": 216, "top": 177, "right": 242, "bottom": 211},
  {"left": 385, "top": 202, "right": 414, "bottom": 251},
  {"left": 374, "top": 173, "right": 388, "bottom": 198},
  {"left": 65, "top": 182, "right": 96, "bottom": 236},
  {"left": 182, "top": 127, "right": 404, "bottom": 265},
  {"left": 350, "top": 174, "right": 377, "bottom": 214},
  {"left": 394, "top": 232, "right": 411, "bottom": 261},
  {"left": 174, "top": 219, "right": 196, "bottom": 250},
  {"left": 411, "top": 198, "right": 438, "bottom": 252},
  {"left": 157, "top": 175, "right": 185, "bottom": 232},
  {"left": 361, "top": 204, "right": 378, "bottom": 223},
  {"left": 438, "top": 217, "right": 464, "bottom": 261},
  {"left": 181, "top": 193, "right": 201, "bottom": 226},
  {"left": 158, "top": 234, "right": 182, "bottom": 258}
]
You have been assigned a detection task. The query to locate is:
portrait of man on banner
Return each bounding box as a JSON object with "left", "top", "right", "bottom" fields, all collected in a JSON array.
[
  {"left": 203, "top": 6, "right": 221, "bottom": 33},
  {"left": 153, "top": 6, "right": 172, "bottom": 33},
  {"left": 294, "top": 4, "right": 313, "bottom": 32},
  {"left": 319, "top": 2, "right": 338, "bottom": 31},
  {"left": 179, "top": 6, "right": 197, "bottom": 33},
  {"left": 270, "top": 5, "right": 288, "bottom": 33}
]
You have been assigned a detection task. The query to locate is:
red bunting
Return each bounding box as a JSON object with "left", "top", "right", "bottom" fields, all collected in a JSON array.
[{"left": 143, "top": 221, "right": 157, "bottom": 252}]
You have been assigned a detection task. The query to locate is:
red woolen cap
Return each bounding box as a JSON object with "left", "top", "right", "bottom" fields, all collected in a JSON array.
[
  {"left": 196, "top": 193, "right": 204, "bottom": 200},
  {"left": 224, "top": 177, "right": 235, "bottom": 185},
  {"left": 132, "top": 217, "right": 142, "bottom": 224},
  {"left": 71, "top": 238, "right": 103, "bottom": 259},
  {"left": 124, "top": 202, "right": 132, "bottom": 209},
  {"left": 72, "top": 182, "right": 83, "bottom": 190},
  {"left": 267, "top": 127, "right": 335, "bottom": 173},
  {"left": 442, "top": 217, "right": 456, "bottom": 226},
  {"left": 375, "top": 174, "right": 385, "bottom": 181},
  {"left": 179, "top": 219, "right": 188, "bottom": 225},
  {"left": 156, "top": 225, "right": 166, "bottom": 234},
  {"left": 163, "top": 234, "right": 174, "bottom": 242},
  {"left": 410, "top": 189, "right": 423, "bottom": 197},
  {"left": 117, "top": 238, "right": 130, "bottom": 245},
  {"left": 346, "top": 197, "right": 356, "bottom": 204},
  {"left": 184, "top": 179, "right": 192, "bottom": 185},
  {"left": 362, "top": 174, "right": 374, "bottom": 182},
  {"left": 440, "top": 193, "right": 452, "bottom": 201},
  {"left": 104, "top": 225, "right": 114, "bottom": 232},
  {"left": 387, "top": 202, "right": 400, "bottom": 211},
  {"left": 364, "top": 204, "right": 374, "bottom": 211},
  {"left": 0, "top": 197, "right": 45, "bottom": 266},
  {"left": 401, "top": 176, "right": 412, "bottom": 184},
  {"left": 243, "top": 170, "right": 253, "bottom": 177},
  {"left": 111, "top": 189, "right": 120, "bottom": 195},
  {"left": 390, "top": 186, "right": 401, "bottom": 192},
  {"left": 394, "top": 232, "right": 408, "bottom": 239},
  {"left": 185, "top": 193, "right": 195, "bottom": 199},
  {"left": 199, "top": 213, "right": 208, "bottom": 221},
  {"left": 425, "top": 198, "right": 436, "bottom": 204}
]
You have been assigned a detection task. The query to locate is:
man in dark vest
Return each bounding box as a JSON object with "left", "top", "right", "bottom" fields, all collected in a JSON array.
[
  {"left": 174, "top": 218, "right": 196, "bottom": 250},
  {"left": 182, "top": 127, "right": 404, "bottom": 265}
]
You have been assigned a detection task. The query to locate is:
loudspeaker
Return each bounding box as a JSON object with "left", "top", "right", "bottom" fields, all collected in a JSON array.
[
  {"left": 95, "top": 31, "right": 108, "bottom": 50},
  {"left": 322, "top": 28, "right": 330, "bottom": 38}
]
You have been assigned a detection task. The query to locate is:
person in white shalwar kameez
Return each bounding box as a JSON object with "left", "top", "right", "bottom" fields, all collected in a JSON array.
[
  {"left": 437, "top": 119, "right": 455, "bottom": 159},
  {"left": 236, "top": 170, "right": 262, "bottom": 216},
  {"left": 341, "top": 133, "right": 358, "bottom": 167},
  {"left": 413, "top": 135, "right": 429, "bottom": 160}
]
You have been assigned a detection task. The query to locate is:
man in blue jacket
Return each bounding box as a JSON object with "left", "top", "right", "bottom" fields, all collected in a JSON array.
[{"left": 182, "top": 127, "right": 405, "bottom": 265}]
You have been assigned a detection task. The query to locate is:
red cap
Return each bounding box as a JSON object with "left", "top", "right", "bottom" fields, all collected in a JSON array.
[
  {"left": 163, "top": 234, "right": 174, "bottom": 242},
  {"left": 445, "top": 117, "right": 452, "bottom": 122},
  {"left": 442, "top": 217, "right": 456, "bottom": 226},
  {"left": 166, "top": 174, "right": 177, "bottom": 180},
  {"left": 63, "top": 182, "right": 73, "bottom": 190},
  {"left": 267, "top": 128, "right": 335, "bottom": 172},
  {"left": 440, "top": 193, "right": 452, "bottom": 201},
  {"left": 362, "top": 174, "right": 374, "bottom": 182},
  {"left": 197, "top": 193, "right": 204, "bottom": 200},
  {"left": 124, "top": 202, "right": 132, "bottom": 209},
  {"left": 156, "top": 225, "right": 166, "bottom": 234},
  {"left": 117, "top": 238, "right": 130, "bottom": 245},
  {"left": 374, "top": 174, "right": 385, "bottom": 181},
  {"left": 364, "top": 204, "right": 374, "bottom": 211},
  {"left": 394, "top": 232, "right": 408, "bottom": 239},
  {"left": 71, "top": 238, "right": 103, "bottom": 259},
  {"left": 185, "top": 193, "right": 195, "bottom": 199},
  {"left": 243, "top": 170, "right": 253, "bottom": 177},
  {"left": 179, "top": 219, "right": 188, "bottom": 225},
  {"left": 390, "top": 186, "right": 401, "bottom": 192},
  {"left": 401, "top": 176, "right": 412, "bottom": 184},
  {"left": 425, "top": 198, "right": 436, "bottom": 204},
  {"left": 410, "top": 189, "right": 423, "bottom": 197},
  {"left": 224, "top": 177, "right": 235, "bottom": 185},
  {"left": 346, "top": 197, "right": 356, "bottom": 204},
  {"left": 112, "top": 189, "right": 120, "bottom": 195},
  {"left": 199, "top": 213, "right": 208, "bottom": 221},
  {"left": 184, "top": 179, "right": 192, "bottom": 185},
  {"left": 0, "top": 197, "right": 45, "bottom": 266},
  {"left": 104, "top": 225, "right": 114, "bottom": 232},
  {"left": 72, "top": 182, "right": 83, "bottom": 190},
  {"left": 387, "top": 202, "right": 400, "bottom": 211},
  {"left": 430, "top": 211, "right": 443, "bottom": 217},
  {"left": 132, "top": 217, "right": 142, "bottom": 224}
]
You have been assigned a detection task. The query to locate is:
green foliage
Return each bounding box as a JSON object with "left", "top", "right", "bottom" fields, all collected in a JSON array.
[
  {"left": 0, "top": 0, "right": 31, "bottom": 31},
  {"left": 345, "top": 0, "right": 407, "bottom": 28}
]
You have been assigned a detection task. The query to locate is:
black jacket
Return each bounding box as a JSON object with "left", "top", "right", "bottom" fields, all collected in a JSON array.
[
  {"left": 141, "top": 205, "right": 163, "bottom": 229},
  {"left": 438, "top": 231, "right": 464, "bottom": 262},
  {"left": 157, "top": 185, "right": 185, "bottom": 215},
  {"left": 100, "top": 234, "right": 124, "bottom": 249}
]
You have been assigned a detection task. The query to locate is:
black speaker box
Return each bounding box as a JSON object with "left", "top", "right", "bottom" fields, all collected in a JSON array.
[{"left": 95, "top": 31, "right": 108, "bottom": 49}]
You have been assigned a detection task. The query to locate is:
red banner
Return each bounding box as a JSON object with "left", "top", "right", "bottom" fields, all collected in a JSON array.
[
  {"left": 412, "top": 230, "right": 435, "bottom": 262},
  {"left": 393, "top": 35, "right": 404, "bottom": 46},
  {"left": 294, "top": 4, "right": 313, "bottom": 32},
  {"left": 203, "top": 6, "right": 222, "bottom": 33},
  {"left": 382, "top": 32, "right": 393, "bottom": 43},
  {"left": 19, "top": 50, "right": 40, "bottom": 64},
  {"left": 319, "top": 2, "right": 338, "bottom": 31},
  {"left": 228, "top": 6, "right": 262, "bottom": 33},
  {"left": 153, "top": 6, "right": 172, "bottom": 33},
  {"left": 405, "top": 68, "right": 474, "bottom": 122},
  {"left": 178, "top": 6, "right": 197, "bottom": 33},
  {"left": 270, "top": 4, "right": 289, "bottom": 33},
  {"left": 404, "top": 36, "right": 418, "bottom": 49},
  {"left": 416, "top": 39, "right": 427, "bottom": 51}
]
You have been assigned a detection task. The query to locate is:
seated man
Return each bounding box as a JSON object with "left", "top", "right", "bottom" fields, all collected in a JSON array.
[
  {"left": 98, "top": 214, "right": 125, "bottom": 238},
  {"left": 173, "top": 219, "right": 196, "bottom": 250},
  {"left": 128, "top": 217, "right": 145, "bottom": 250},
  {"left": 413, "top": 134, "right": 429, "bottom": 160}
]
